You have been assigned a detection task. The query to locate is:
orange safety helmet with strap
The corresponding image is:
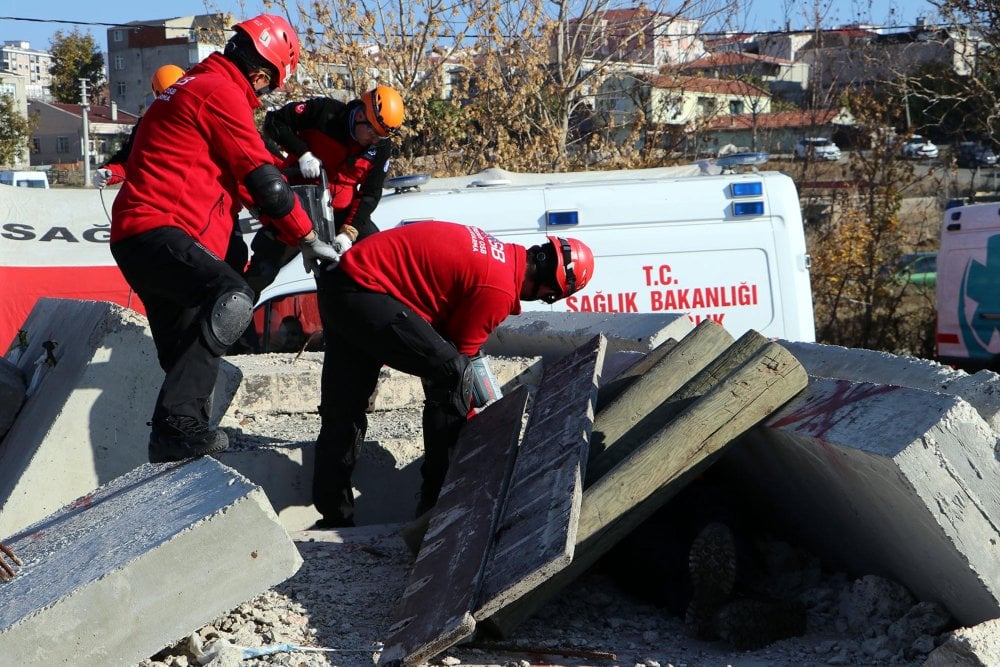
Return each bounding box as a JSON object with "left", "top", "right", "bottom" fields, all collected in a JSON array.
[
  {"left": 362, "top": 85, "right": 405, "bottom": 137},
  {"left": 151, "top": 64, "right": 185, "bottom": 95},
  {"left": 232, "top": 14, "right": 300, "bottom": 88},
  {"left": 546, "top": 235, "right": 594, "bottom": 301}
]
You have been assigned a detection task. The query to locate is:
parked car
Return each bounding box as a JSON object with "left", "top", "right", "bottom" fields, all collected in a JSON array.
[
  {"left": 794, "top": 137, "right": 842, "bottom": 161},
  {"left": 955, "top": 142, "right": 998, "bottom": 168},
  {"left": 878, "top": 251, "right": 937, "bottom": 288},
  {"left": 901, "top": 136, "right": 939, "bottom": 160}
]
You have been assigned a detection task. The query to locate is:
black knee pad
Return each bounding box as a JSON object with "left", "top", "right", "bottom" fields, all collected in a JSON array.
[
  {"left": 422, "top": 354, "right": 474, "bottom": 417},
  {"left": 202, "top": 288, "right": 255, "bottom": 355}
]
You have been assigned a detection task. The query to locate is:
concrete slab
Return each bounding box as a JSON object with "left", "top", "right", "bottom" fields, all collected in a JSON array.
[
  {"left": 0, "top": 357, "right": 26, "bottom": 439},
  {"left": 725, "top": 376, "right": 1000, "bottom": 626},
  {"left": 0, "top": 457, "right": 302, "bottom": 666},
  {"left": 0, "top": 298, "right": 241, "bottom": 536},
  {"left": 782, "top": 340, "right": 1000, "bottom": 432},
  {"left": 482, "top": 312, "right": 691, "bottom": 362},
  {"left": 224, "top": 352, "right": 541, "bottom": 416}
]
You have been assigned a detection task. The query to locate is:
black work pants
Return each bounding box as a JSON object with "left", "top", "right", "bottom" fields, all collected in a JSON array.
[
  {"left": 312, "top": 268, "right": 468, "bottom": 523},
  {"left": 111, "top": 226, "right": 252, "bottom": 426}
]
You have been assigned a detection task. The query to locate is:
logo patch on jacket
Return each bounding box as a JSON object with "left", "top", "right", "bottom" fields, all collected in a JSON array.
[{"left": 295, "top": 103, "right": 307, "bottom": 114}]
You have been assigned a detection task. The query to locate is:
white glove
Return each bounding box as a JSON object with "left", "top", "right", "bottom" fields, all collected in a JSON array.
[
  {"left": 298, "top": 235, "right": 341, "bottom": 273},
  {"left": 92, "top": 168, "right": 113, "bottom": 189},
  {"left": 332, "top": 232, "right": 354, "bottom": 254},
  {"left": 298, "top": 151, "right": 322, "bottom": 179}
]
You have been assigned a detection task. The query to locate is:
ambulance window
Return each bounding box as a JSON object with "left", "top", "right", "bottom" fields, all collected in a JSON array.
[{"left": 546, "top": 210, "right": 579, "bottom": 226}]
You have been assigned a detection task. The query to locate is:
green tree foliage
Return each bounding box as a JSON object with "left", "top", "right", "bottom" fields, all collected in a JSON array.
[
  {"left": 48, "top": 29, "right": 105, "bottom": 104},
  {"left": 0, "top": 93, "right": 36, "bottom": 167},
  {"left": 804, "top": 89, "right": 936, "bottom": 357}
]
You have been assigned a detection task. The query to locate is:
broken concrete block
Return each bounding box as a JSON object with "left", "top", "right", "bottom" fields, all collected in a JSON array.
[
  {"left": 0, "top": 457, "right": 302, "bottom": 666},
  {"left": 782, "top": 340, "right": 1000, "bottom": 432},
  {"left": 727, "top": 376, "right": 1000, "bottom": 627},
  {"left": 0, "top": 357, "right": 26, "bottom": 439},
  {"left": 482, "top": 311, "right": 690, "bottom": 362},
  {"left": 924, "top": 617, "right": 1000, "bottom": 667},
  {"left": 0, "top": 298, "right": 241, "bottom": 537}
]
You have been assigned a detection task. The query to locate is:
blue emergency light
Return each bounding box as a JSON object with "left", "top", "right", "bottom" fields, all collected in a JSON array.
[
  {"left": 546, "top": 210, "right": 579, "bottom": 226},
  {"left": 733, "top": 201, "right": 765, "bottom": 216},
  {"left": 730, "top": 182, "right": 763, "bottom": 197}
]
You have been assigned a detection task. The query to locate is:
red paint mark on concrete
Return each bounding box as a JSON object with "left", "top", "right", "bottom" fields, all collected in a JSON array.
[
  {"left": 770, "top": 380, "right": 898, "bottom": 438},
  {"left": 70, "top": 494, "right": 94, "bottom": 510}
]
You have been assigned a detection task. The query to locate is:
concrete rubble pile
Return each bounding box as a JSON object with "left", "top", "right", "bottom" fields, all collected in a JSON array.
[{"left": 0, "top": 299, "right": 998, "bottom": 666}]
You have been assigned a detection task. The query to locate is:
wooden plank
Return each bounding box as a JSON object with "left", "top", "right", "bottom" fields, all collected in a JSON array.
[
  {"left": 482, "top": 341, "right": 807, "bottom": 637},
  {"left": 472, "top": 335, "right": 606, "bottom": 621},
  {"left": 595, "top": 340, "right": 677, "bottom": 411},
  {"left": 378, "top": 386, "right": 529, "bottom": 667},
  {"left": 587, "top": 328, "right": 769, "bottom": 483},
  {"left": 588, "top": 320, "right": 733, "bottom": 471}
]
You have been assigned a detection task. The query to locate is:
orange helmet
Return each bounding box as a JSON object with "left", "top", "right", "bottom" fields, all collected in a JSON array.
[
  {"left": 232, "top": 14, "right": 299, "bottom": 88},
  {"left": 546, "top": 235, "right": 594, "bottom": 300},
  {"left": 151, "top": 64, "right": 185, "bottom": 95},
  {"left": 362, "top": 86, "right": 405, "bottom": 137}
]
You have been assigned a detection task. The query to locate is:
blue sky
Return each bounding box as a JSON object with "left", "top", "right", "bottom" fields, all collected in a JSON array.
[{"left": 2, "top": 1, "right": 940, "bottom": 53}]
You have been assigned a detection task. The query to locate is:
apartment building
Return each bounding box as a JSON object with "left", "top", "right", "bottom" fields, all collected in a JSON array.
[
  {"left": 105, "top": 14, "right": 229, "bottom": 115},
  {"left": 0, "top": 41, "right": 53, "bottom": 100}
]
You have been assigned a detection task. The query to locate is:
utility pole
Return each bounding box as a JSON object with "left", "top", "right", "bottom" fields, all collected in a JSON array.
[{"left": 80, "top": 78, "right": 91, "bottom": 187}]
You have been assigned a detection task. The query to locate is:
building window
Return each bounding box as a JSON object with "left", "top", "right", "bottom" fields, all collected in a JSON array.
[
  {"left": 32, "top": 138, "right": 40, "bottom": 154},
  {"left": 114, "top": 55, "right": 125, "bottom": 71},
  {"left": 113, "top": 30, "right": 124, "bottom": 42},
  {"left": 117, "top": 81, "right": 127, "bottom": 96},
  {"left": 696, "top": 96, "right": 716, "bottom": 116},
  {"left": 56, "top": 136, "right": 69, "bottom": 153},
  {"left": 729, "top": 100, "right": 744, "bottom": 115}
]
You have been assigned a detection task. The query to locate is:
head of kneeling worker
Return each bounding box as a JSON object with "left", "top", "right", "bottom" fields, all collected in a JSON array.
[{"left": 521, "top": 235, "right": 595, "bottom": 304}]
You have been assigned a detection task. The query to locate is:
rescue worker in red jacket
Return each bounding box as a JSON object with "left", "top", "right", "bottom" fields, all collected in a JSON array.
[
  {"left": 310, "top": 220, "right": 595, "bottom": 528},
  {"left": 110, "top": 14, "right": 343, "bottom": 464},
  {"left": 241, "top": 86, "right": 405, "bottom": 294},
  {"left": 92, "top": 64, "right": 186, "bottom": 189}
]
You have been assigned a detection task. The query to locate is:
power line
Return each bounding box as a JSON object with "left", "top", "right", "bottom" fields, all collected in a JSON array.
[{"left": 0, "top": 13, "right": 971, "bottom": 42}]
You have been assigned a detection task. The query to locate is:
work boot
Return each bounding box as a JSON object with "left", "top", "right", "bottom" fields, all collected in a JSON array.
[
  {"left": 148, "top": 415, "right": 229, "bottom": 463},
  {"left": 685, "top": 521, "right": 738, "bottom": 639}
]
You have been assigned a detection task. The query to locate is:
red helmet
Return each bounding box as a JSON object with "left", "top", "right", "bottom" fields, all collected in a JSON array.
[
  {"left": 232, "top": 14, "right": 299, "bottom": 88},
  {"left": 546, "top": 235, "right": 594, "bottom": 299}
]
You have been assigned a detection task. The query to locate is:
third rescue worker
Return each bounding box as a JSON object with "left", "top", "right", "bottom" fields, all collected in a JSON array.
[
  {"left": 110, "top": 14, "right": 342, "bottom": 463},
  {"left": 241, "top": 87, "right": 405, "bottom": 296},
  {"left": 263, "top": 85, "right": 404, "bottom": 240}
]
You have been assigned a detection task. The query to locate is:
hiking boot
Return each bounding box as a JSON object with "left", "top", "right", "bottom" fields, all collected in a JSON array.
[
  {"left": 685, "top": 521, "right": 738, "bottom": 639},
  {"left": 148, "top": 415, "right": 229, "bottom": 463}
]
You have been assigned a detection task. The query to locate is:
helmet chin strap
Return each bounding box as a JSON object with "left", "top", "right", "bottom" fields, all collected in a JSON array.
[{"left": 348, "top": 107, "right": 362, "bottom": 142}]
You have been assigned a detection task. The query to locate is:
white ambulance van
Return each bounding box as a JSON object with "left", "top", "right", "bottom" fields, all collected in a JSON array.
[
  {"left": 250, "top": 162, "right": 816, "bottom": 352},
  {"left": 935, "top": 200, "right": 1000, "bottom": 370},
  {"left": 0, "top": 170, "right": 49, "bottom": 189}
]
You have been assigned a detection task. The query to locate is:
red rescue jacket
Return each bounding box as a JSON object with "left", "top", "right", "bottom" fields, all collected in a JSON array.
[{"left": 340, "top": 221, "right": 525, "bottom": 355}]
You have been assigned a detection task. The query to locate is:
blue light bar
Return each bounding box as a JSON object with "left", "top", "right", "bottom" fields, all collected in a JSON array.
[
  {"left": 733, "top": 201, "right": 765, "bottom": 216},
  {"left": 731, "top": 182, "right": 763, "bottom": 197},
  {"left": 547, "top": 210, "right": 579, "bottom": 226}
]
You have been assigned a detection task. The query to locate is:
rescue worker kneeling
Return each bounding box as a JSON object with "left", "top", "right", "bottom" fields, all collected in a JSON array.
[
  {"left": 110, "top": 14, "right": 342, "bottom": 463},
  {"left": 311, "top": 220, "right": 595, "bottom": 528}
]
